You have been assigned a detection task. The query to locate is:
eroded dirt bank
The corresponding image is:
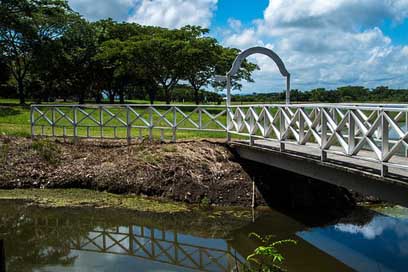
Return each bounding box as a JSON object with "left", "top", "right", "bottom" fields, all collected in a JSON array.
[{"left": 0, "top": 136, "right": 258, "bottom": 206}]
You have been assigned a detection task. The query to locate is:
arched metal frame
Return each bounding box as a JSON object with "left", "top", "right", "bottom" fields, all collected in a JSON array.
[{"left": 226, "top": 46, "right": 291, "bottom": 105}]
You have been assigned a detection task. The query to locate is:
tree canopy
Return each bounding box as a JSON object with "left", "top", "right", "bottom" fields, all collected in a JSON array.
[{"left": 0, "top": 0, "right": 258, "bottom": 104}]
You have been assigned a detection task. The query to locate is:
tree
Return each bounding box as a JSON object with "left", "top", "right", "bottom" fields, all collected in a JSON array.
[
  {"left": 0, "top": 0, "right": 79, "bottom": 104},
  {"left": 93, "top": 22, "right": 146, "bottom": 104},
  {"left": 131, "top": 29, "right": 189, "bottom": 104},
  {"left": 180, "top": 26, "right": 220, "bottom": 104}
]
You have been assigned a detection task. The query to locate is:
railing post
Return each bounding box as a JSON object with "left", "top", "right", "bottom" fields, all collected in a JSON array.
[
  {"left": 198, "top": 107, "right": 202, "bottom": 129},
  {"left": 405, "top": 111, "right": 408, "bottom": 158},
  {"left": 30, "top": 106, "right": 35, "bottom": 139},
  {"left": 348, "top": 110, "right": 355, "bottom": 155},
  {"left": 73, "top": 106, "right": 78, "bottom": 144},
  {"left": 321, "top": 107, "right": 327, "bottom": 162},
  {"left": 226, "top": 106, "right": 231, "bottom": 143},
  {"left": 148, "top": 106, "right": 153, "bottom": 141},
  {"left": 99, "top": 105, "right": 104, "bottom": 139},
  {"left": 299, "top": 108, "right": 304, "bottom": 144},
  {"left": 126, "top": 106, "right": 131, "bottom": 145},
  {"left": 249, "top": 106, "right": 254, "bottom": 146},
  {"left": 172, "top": 106, "right": 177, "bottom": 143},
  {"left": 381, "top": 109, "right": 389, "bottom": 177},
  {"left": 279, "top": 107, "right": 285, "bottom": 151},
  {"left": 51, "top": 106, "right": 55, "bottom": 137}
]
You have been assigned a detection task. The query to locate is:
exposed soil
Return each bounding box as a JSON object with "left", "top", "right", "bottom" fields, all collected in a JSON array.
[{"left": 0, "top": 136, "right": 258, "bottom": 206}]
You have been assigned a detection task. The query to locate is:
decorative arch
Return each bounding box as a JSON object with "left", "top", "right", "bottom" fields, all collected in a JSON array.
[{"left": 226, "top": 46, "right": 291, "bottom": 104}]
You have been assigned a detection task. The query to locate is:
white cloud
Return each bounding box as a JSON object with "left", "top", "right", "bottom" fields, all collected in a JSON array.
[
  {"left": 335, "top": 215, "right": 408, "bottom": 240},
  {"left": 69, "top": 0, "right": 217, "bottom": 29},
  {"left": 128, "top": 0, "right": 218, "bottom": 29},
  {"left": 221, "top": 0, "right": 408, "bottom": 93}
]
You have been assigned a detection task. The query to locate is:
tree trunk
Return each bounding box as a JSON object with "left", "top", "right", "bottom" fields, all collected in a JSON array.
[
  {"left": 95, "top": 92, "right": 102, "bottom": 104},
  {"left": 164, "top": 88, "right": 171, "bottom": 104},
  {"left": 119, "top": 89, "right": 125, "bottom": 104},
  {"left": 194, "top": 88, "right": 200, "bottom": 105},
  {"left": 78, "top": 93, "right": 85, "bottom": 104},
  {"left": 147, "top": 86, "right": 155, "bottom": 104},
  {"left": 109, "top": 90, "right": 115, "bottom": 104},
  {"left": 17, "top": 78, "right": 25, "bottom": 105}
]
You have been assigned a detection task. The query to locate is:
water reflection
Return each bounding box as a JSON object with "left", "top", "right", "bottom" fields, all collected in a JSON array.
[
  {"left": 1, "top": 201, "right": 408, "bottom": 272},
  {"left": 298, "top": 209, "right": 408, "bottom": 272}
]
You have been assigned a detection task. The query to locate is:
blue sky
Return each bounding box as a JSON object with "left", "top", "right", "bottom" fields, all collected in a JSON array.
[{"left": 68, "top": 0, "right": 408, "bottom": 93}]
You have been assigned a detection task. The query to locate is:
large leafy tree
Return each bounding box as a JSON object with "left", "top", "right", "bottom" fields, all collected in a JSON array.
[
  {"left": 0, "top": 0, "right": 79, "bottom": 104},
  {"left": 180, "top": 26, "right": 220, "bottom": 104},
  {"left": 93, "top": 22, "right": 146, "bottom": 104},
  {"left": 131, "top": 29, "right": 189, "bottom": 104}
]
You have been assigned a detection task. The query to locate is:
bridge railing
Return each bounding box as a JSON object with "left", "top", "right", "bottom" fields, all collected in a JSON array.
[
  {"left": 227, "top": 104, "right": 408, "bottom": 175},
  {"left": 31, "top": 103, "right": 408, "bottom": 176},
  {"left": 30, "top": 104, "right": 227, "bottom": 143}
]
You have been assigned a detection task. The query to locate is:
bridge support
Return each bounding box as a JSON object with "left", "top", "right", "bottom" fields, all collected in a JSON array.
[{"left": 232, "top": 143, "right": 408, "bottom": 207}]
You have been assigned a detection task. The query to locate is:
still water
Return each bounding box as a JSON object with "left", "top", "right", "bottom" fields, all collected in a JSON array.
[{"left": 0, "top": 201, "right": 407, "bottom": 272}]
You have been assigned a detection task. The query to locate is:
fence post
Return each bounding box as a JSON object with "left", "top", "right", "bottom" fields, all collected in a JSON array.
[
  {"left": 348, "top": 110, "right": 355, "bottom": 155},
  {"left": 126, "top": 106, "right": 131, "bottom": 145},
  {"left": 299, "top": 108, "right": 305, "bottom": 145},
  {"left": 226, "top": 106, "right": 231, "bottom": 143},
  {"left": 30, "top": 106, "right": 35, "bottom": 139},
  {"left": 249, "top": 106, "right": 255, "bottom": 146},
  {"left": 381, "top": 109, "right": 389, "bottom": 177},
  {"left": 406, "top": 111, "right": 408, "bottom": 157},
  {"left": 148, "top": 106, "right": 153, "bottom": 141},
  {"left": 321, "top": 107, "right": 327, "bottom": 162},
  {"left": 172, "top": 106, "right": 177, "bottom": 143},
  {"left": 51, "top": 107, "right": 55, "bottom": 137},
  {"left": 198, "top": 107, "right": 202, "bottom": 129},
  {"left": 73, "top": 106, "right": 78, "bottom": 144},
  {"left": 279, "top": 107, "right": 285, "bottom": 151},
  {"left": 99, "top": 105, "right": 104, "bottom": 139}
]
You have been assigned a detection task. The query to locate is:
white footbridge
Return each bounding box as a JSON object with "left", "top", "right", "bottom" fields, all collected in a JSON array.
[{"left": 30, "top": 47, "right": 408, "bottom": 206}]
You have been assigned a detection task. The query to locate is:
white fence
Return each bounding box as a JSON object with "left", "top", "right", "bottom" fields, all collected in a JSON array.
[
  {"left": 30, "top": 104, "right": 227, "bottom": 142},
  {"left": 31, "top": 103, "right": 408, "bottom": 176}
]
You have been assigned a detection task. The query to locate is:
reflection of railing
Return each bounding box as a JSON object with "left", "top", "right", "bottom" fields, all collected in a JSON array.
[
  {"left": 34, "top": 218, "right": 239, "bottom": 272},
  {"left": 31, "top": 103, "right": 408, "bottom": 177}
]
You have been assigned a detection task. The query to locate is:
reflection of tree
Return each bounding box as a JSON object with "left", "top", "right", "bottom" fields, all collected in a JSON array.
[{"left": 0, "top": 201, "right": 91, "bottom": 272}]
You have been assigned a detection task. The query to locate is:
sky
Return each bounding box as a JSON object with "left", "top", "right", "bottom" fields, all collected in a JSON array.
[{"left": 68, "top": 0, "right": 408, "bottom": 94}]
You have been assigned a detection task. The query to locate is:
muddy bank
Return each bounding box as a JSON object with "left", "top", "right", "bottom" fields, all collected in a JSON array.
[
  {"left": 0, "top": 136, "right": 258, "bottom": 206},
  {"left": 0, "top": 136, "right": 363, "bottom": 211}
]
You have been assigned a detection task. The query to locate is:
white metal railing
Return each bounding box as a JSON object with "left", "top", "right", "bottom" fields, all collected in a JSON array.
[
  {"left": 30, "top": 104, "right": 227, "bottom": 143},
  {"left": 227, "top": 104, "right": 408, "bottom": 176},
  {"left": 31, "top": 103, "right": 408, "bottom": 177}
]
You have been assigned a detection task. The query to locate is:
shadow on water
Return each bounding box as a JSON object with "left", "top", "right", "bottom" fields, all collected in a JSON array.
[{"left": 238, "top": 158, "right": 357, "bottom": 227}]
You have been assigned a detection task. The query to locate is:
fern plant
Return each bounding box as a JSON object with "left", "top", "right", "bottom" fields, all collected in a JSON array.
[{"left": 244, "top": 233, "right": 297, "bottom": 272}]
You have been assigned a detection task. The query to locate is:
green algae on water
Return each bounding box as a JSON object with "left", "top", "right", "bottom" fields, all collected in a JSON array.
[{"left": 0, "top": 189, "right": 189, "bottom": 213}]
